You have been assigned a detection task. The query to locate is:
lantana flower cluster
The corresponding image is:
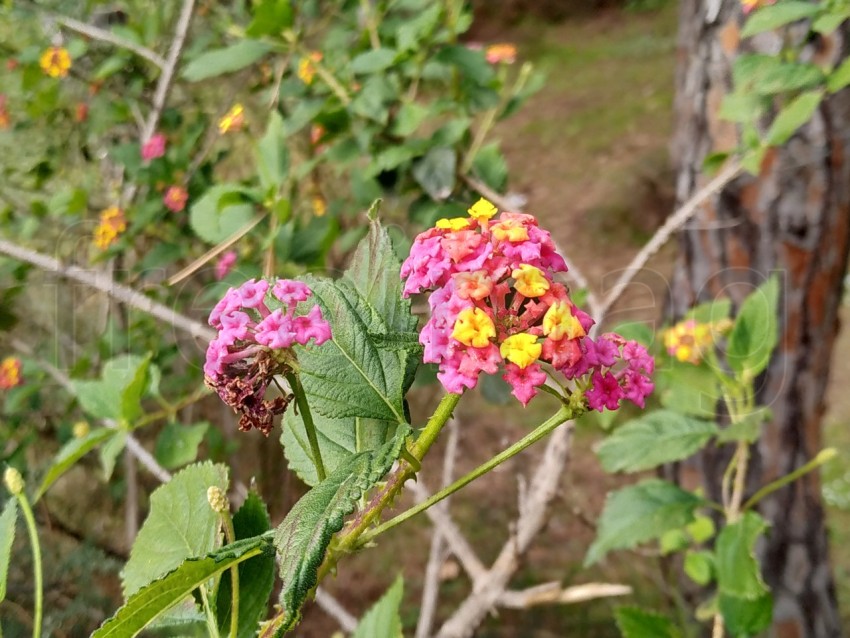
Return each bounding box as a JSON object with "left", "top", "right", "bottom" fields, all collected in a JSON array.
[
  {"left": 0, "top": 357, "right": 22, "bottom": 389},
  {"left": 205, "top": 279, "right": 331, "bottom": 435},
  {"left": 400, "top": 199, "right": 653, "bottom": 410}
]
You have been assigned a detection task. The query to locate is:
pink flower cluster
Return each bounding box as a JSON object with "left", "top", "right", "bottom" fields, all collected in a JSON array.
[
  {"left": 400, "top": 199, "right": 653, "bottom": 410},
  {"left": 205, "top": 278, "right": 331, "bottom": 434},
  {"left": 141, "top": 132, "right": 166, "bottom": 161}
]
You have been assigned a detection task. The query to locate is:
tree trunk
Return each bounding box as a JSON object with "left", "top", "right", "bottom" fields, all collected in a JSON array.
[{"left": 671, "top": 2, "right": 850, "bottom": 636}]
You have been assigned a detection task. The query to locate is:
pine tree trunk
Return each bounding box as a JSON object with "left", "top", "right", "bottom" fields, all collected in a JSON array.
[{"left": 671, "top": 2, "right": 850, "bottom": 636}]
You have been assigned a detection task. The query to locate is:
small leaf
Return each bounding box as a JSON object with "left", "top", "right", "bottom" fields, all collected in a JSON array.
[
  {"left": 716, "top": 511, "right": 769, "bottom": 600},
  {"left": 154, "top": 422, "right": 209, "bottom": 470},
  {"left": 655, "top": 361, "right": 722, "bottom": 418},
  {"left": 471, "top": 143, "right": 508, "bottom": 193},
  {"left": 719, "top": 92, "right": 766, "bottom": 123},
  {"left": 100, "top": 430, "right": 127, "bottom": 480},
  {"left": 189, "top": 184, "right": 257, "bottom": 244},
  {"left": 34, "top": 427, "right": 116, "bottom": 501},
  {"left": 390, "top": 102, "right": 429, "bottom": 137},
  {"left": 216, "top": 492, "right": 275, "bottom": 638},
  {"left": 765, "top": 90, "right": 822, "bottom": 146},
  {"left": 182, "top": 40, "right": 272, "bottom": 82},
  {"left": 685, "top": 298, "right": 731, "bottom": 324},
  {"left": 352, "top": 575, "right": 404, "bottom": 638},
  {"left": 274, "top": 439, "right": 402, "bottom": 631},
  {"left": 727, "top": 275, "right": 780, "bottom": 380},
  {"left": 256, "top": 111, "right": 290, "bottom": 191},
  {"left": 586, "top": 480, "right": 703, "bottom": 565},
  {"left": 659, "top": 529, "right": 689, "bottom": 556},
  {"left": 596, "top": 410, "right": 719, "bottom": 473},
  {"left": 828, "top": 57, "right": 850, "bottom": 93},
  {"left": 94, "top": 535, "right": 272, "bottom": 638},
  {"left": 716, "top": 408, "right": 770, "bottom": 444},
  {"left": 246, "top": 0, "right": 293, "bottom": 37},
  {"left": 686, "top": 515, "right": 716, "bottom": 544},
  {"left": 412, "top": 147, "right": 456, "bottom": 201},
  {"left": 350, "top": 48, "right": 398, "bottom": 74},
  {"left": 0, "top": 499, "right": 16, "bottom": 602},
  {"left": 684, "top": 550, "right": 715, "bottom": 586},
  {"left": 719, "top": 592, "right": 773, "bottom": 636},
  {"left": 615, "top": 607, "right": 679, "bottom": 638},
  {"left": 122, "top": 462, "right": 229, "bottom": 597},
  {"left": 741, "top": 1, "right": 819, "bottom": 37}
]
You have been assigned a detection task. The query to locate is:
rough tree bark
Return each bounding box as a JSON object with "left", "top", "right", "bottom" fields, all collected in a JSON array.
[{"left": 671, "top": 2, "right": 850, "bottom": 636}]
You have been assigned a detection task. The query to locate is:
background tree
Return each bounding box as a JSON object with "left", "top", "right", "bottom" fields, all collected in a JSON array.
[{"left": 670, "top": 1, "right": 850, "bottom": 634}]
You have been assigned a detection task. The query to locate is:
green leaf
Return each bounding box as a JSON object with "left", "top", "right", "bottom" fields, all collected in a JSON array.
[
  {"left": 216, "top": 492, "right": 275, "bottom": 638},
  {"left": 182, "top": 40, "right": 272, "bottom": 82},
  {"left": 413, "top": 147, "right": 456, "bottom": 201},
  {"left": 596, "top": 410, "right": 719, "bottom": 473},
  {"left": 282, "top": 412, "right": 410, "bottom": 486},
  {"left": 34, "top": 427, "right": 116, "bottom": 501},
  {"left": 351, "top": 48, "right": 398, "bottom": 74},
  {"left": 719, "top": 92, "right": 766, "bottom": 123},
  {"left": 122, "top": 462, "right": 229, "bottom": 597},
  {"left": 0, "top": 499, "right": 16, "bottom": 602},
  {"left": 741, "top": 1, "right": 819, "bottom": 37},
  {"left": 71, "top": 354, "right": 151, "bottom": 421},
  {"left": 390, "top": 102, "right": 429, "bottom": 137},
  {"left": 828, "top": 57, "right": 850, "bottom": 93},
  {"left": 733, "top": 55, "right": 824, "bottom": 95},
  {"left": 686, "top": 297, "right": 731, "bottom": 324},
  {"left": 684, "top": 550, "right": 715, "bottom": 586},
  {"left": 100, "top": 430, "right": 127, "bottom": 480},
  {"left": 94, "top": 535, "right": 272, "bottom": 638},
  {"left": 686, "top": 515, "right": 716, "bottom": 543},
  {"left": 295, "top": 220, "right": 418, "bottom": 422},
  {"left": 154, "top": 422, "right": 209, "bottom": 470},
  {"left": 246, "top": 0, "right": 293, "bottom": 37},
  {"left": 586, "top": 479, "right": 703, "bottom": 565},
  {"left": 716, "top": 511, "right": 769, "bottom": 600},
  {"left": 813, "top": 12, "right": 849, "bottom": 34},
  {"left": 274, "top": 439, "right": 402, "bottom": 632},
  {"left": 352, "top": 575, "right": 404, "bottom": 638},
  {"left": 190, "top": 184, "right": 257, "bottom": 244},
  {"left": 396, "top": 4, "right": 441, "bottom": 51},
  {"left": 435, "top": 45, "right": 494, "bottom": 86},
  {"left": 719, "top": 592, "right": 773, "bottom": 636},
  {"left": 765, "top": 90, "right": 822, "bottom": 145},
  {"left": 659, "top": 529, "right": 689, "bottom": 556},
  {"left": 716, "top": 408, "right": 770, "bottom": 444},
  {"left": 256, "top": 111, "right": 290, "bottom": 191},
  {"left": 614, "top": 607, "right": 679, "bottom": 638},
  {"left": 472, "top": 143, "right": 508, "bottom": 193},
  {"left": 655, "top": 360, "right": 722, "bottom": 418},
  {"left": 727, "top": 275, "right": 780, "bottom": 380}
]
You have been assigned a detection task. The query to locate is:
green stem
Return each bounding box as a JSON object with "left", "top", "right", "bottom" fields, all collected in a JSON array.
[
  {"left": 316, "top": 392, "right": 461, "bottom": 581},
  {"left": 743, "top": 447, "right": 838, "bottom": 512},
  {"left": 286, "top": 372, "right": 326, "bottom": 482},
  {"left": 359, "top": 403, "right": 574, "bottom": 545},
  {"left": 221, "top": 511, "right": 239, "bottom": 638},
  {"left": 17, "top": 494, "right": 42, "bottom": 638},
  {"left": 200, "top": 585, "right": 221, "bottom": 638},
  {"left": 359, "top": 0, "right": 381, "bottom": 49}
]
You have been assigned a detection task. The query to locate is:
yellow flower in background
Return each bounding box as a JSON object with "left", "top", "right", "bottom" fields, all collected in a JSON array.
[
  {"left": 72, "top": 421, "right": 90, "bottom": 438},
  {"left": 297, "top": 51, "right": 323, "bottom": 85},
  {"left": 312, "top": 195, "right": 326, "bottom": 217},
  {"left": 93, "top": 206, "right": 126, "bottom": 250},
  {"left": 663, "top": 319, "right": 714, "bottom": 364},
  {"left": 485, "top": 43, "right": 517, "bottom": 65},
  {"left": 218, "top": 104, "right": 245, "bottom": 134},
  {"left": 39, "top": 47, "right": 71, "bottom": 78},
  {"left": 0, "top": 357, "right": 22, "bottom": 389}
]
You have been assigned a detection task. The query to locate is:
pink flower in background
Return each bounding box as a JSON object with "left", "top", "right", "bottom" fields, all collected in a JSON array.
[
  {"left": 163, "top": 185, "right": 188, "bottom": 212},
  {"left": 204, "top": 278, "right": 331, "bottom": 435},
  {"left": 215, "top": 250, "right": 237, "bottom": 280},
  {"left": 141, "top": 133, "right": 166, "bottom": 161}
]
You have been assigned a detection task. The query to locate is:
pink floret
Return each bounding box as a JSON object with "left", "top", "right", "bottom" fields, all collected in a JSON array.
[
  {"left": 273, "top": 280, "right": 312, "bottom": 306},
  {"left": 293, "top": 305, "right": 331, "bottom": 345},
  {"left": 255, "top": 309, "right": 296, "bottom": 349}
]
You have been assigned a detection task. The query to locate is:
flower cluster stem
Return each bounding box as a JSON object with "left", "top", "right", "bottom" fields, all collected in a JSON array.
[
  {"left": 221, "top": 509, "right": 240, "bottom": 638},
  {"left": 286, "top": 372, "right": 327, "bottom": 482},
  {"left": 17, "top": 493, "right": 42, "bottom": 638}
]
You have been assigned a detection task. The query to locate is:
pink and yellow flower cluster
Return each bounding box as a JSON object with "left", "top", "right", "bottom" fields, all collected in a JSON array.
[
  {"left": 401, "top": 199, "right": 653, "bottom": 409},
  {"left": 205, "top": 279, "right": 331, "bottom": 434}
]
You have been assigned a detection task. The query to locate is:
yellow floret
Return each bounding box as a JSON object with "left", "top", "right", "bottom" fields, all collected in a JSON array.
[
  {"left": 452, "top": 308, "right": 496, "bottom": 348},
  {"left": 512, "top": 264, "right": 550, "bottom": 298}
]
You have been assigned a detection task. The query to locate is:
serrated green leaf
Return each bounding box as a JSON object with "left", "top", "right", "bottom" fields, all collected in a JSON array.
[
  {"left": 246, "top": 0, "right": 293, "bottom": 37},
  {"left": 122, "top": 462, "right": 229, "bottom": 597},
  {"left": 182, "top": 40, "right": 272, "bottom": 82},
  {"left": 413, "top": 147, "right": 456, "bottom": 201},
  {"left": 615, "top": 607, "right": 679, "bottom": 638},
  {"left": 274, "top": 439, "right": 402, "bottom": 632},
  {"left": 716, "top": 408, "right": 770, "bottom": 444},
  {"left": 719, "top": 592, "right": 773, "bottom": 636},
  {"left": 596, "top": 410, "right": 719, "bottom": 473},
  {"left": 716, "top": 512, "right": 769, "bottom": 600},
  {"left": 656, "top": 360, "right": 722, "bottom": 418},
  {"left": 0, "top": 499, "right": 16, "bottom": 602},
  {"left": 586, "top": 480, "right": 703, "bottom": 566},
  {"left": 828, "top": 57, "right": 850, "bottom": 93},
  {"left": 72, "top": 380, "right": 120, "bottom": 420},
  {"left": 352, "top": 575, "right": 404, "bottom": 638},
  {"left": 733, "top": 55, "right": 824, "bottom": 95},
  {"left": 256, "top": 111, "right": 289, "bottom": 191},
  {"left": 351, "top": 48, "right": 398, "bottom": 74},
  {"left": 216, "top": 492, "right": 275, "bottom": 638},
  {"left": 94, "top": 535, "right": 272, "bottom": 638},
  {"left": 727, "top": 275, "right": 780, "bottom": 380},
  {"left": 742, "top": 1, "right": 818, "bottom": 37},
  {"left": 34, "top": 427, "right": 116, "bottom": 502},
  {"left": 766, "top": 90, "right": 822, "bottom": 145},
  {"left": 100, "top": 430, "right": 127, "bottom": 480},
  {"left": 190, "top": 184, "right": 257, "bottom": 244},
  {"left": 154, "top": 422, "right": 209, "bottom": 470},
  {"left": 684, "top": 550, "right": 715, "bottom": 586}
]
